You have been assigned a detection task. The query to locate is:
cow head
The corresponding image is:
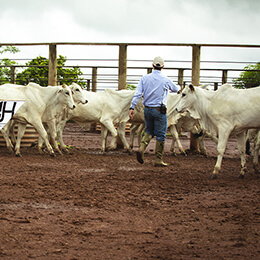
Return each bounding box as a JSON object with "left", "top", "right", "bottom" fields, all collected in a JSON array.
[
  {"left": 58, "top": 84, "right": 76, "bottom": 110},
  {"left": 69, "top": 83, "right": 88, "bottom": 105},
  {"left": 176, "top": 84, "right": 196, "bottom": 113}
]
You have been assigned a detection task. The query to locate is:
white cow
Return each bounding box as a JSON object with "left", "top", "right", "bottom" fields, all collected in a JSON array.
[
  {"left": 59, "top": 89, "right": 136, "bottom": 153},
  {"left": 176, "top": 84, "right": 260, "bottom": 178},
  {"left": 0, "top": 83, "right": 76, "bottom": 156},
  {"left": 37, "top": 83, "right": 88, "bottom": 154}
]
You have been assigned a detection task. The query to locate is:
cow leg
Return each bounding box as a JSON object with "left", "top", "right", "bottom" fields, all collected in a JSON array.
[
  {"left": 211, "top": 130, "right": 230, "bottom": 179},
  {"left": 136, "top": 124, "right": 145, "bottom": 147},
  {"left": 32, "top": 121, "right": 55, "bottom": 156},
  {"left": 169, "top": 125, "right": 186, "bottom": 156},
  {"left": 246, "top": 129, "right": 258, "bottom": 155},
  {"left": 129, "top": 123, "right": 139, "bottom": 149},
  {"left": 190, "top": 126, "right": 208, "bottom": 156},
  {"left": 1, "top": 122, "right": 14, "bottom": 153},
  {"left": 100, "top": 124, "right": 108, "bottom": 153},
  {"left": 197, "top": 135, "right": 207, "bottom": 156},
  {"left": 15, "top": 123, "right": 27, "bottom": 157},
  {"left": 253, "top": 131, "right": 260, "bottom": 174},
  {"left": 37, "top": 123, "right": 49, "bottom": 154},
  {"left": 57, "top": 120, "right": 69, "bottom": 153},
  {"left": 38, "top": 135, "right": 46, "bottom": 154},
  {"left": 47, "top": 121, "right": 62, "bottom": 155},
  {"left": 8, "top": 120, "right": 17, "bottom": 146},
  {"left": 100, "top": 120, "right": 117, "bottom": 151},
  {"left": 117, "top": 122, "right": 133, "bottom": 154},
  {"left": 236, "top": 132, "right": 247, "bottom": 178}
]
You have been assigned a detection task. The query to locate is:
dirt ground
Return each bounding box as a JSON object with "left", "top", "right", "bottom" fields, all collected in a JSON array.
[{"left": 0, "top": 122, "right": 259, "bottom": 260}]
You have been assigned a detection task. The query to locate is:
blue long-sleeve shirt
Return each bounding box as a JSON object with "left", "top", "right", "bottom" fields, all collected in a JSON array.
[{"left": 130, "top": 70, "right": 180, "bottom": 109}]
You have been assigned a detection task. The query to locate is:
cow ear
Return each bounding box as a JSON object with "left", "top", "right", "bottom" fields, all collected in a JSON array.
[
  {"left": 57, "top": 85, "right": 63, "bottom": 93},
  {"left": 189, "top": 84, "right": 195, "bottom": 92}
]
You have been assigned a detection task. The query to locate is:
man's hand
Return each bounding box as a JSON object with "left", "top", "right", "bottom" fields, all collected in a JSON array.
[{"left": 129, "top": 109, "right": 134, "bottom": 120}]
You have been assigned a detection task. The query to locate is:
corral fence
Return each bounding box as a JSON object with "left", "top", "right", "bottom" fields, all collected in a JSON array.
[
  {"left": 1, "top": 42, "right": 260, "bottom": 150},
  {"left": 1, "top": 42, "right": 260, "bottom": 91}
]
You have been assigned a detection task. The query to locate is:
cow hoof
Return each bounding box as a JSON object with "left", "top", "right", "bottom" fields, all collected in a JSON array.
[
  {"left": 50, "top": 153, "right": 56, "bottom": 157},
  {"left": 127, "top": 149, "right": 134, "bottom": 155},
  {"left": 238, "top": 174, "right": 244, "bottom": 179},
  {"left": 62, "top": 148, "right": 69, "bottom": 153},
  {"left": 200, "top": 152, "right": 208, "bottom": 157},
  {"left": 253, "top": 166, "right": 259, "bottom": 174},
  {"left": 7, "top": 148, "right": 14, "bottom": 154},
  {"left": 210, "top": 174, "right": 217, "bottom": 179},
  {"left": 15, "top": 153, "right": 22, "bottom": 157}
]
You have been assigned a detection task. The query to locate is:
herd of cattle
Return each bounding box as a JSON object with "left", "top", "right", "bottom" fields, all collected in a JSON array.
[{"left": 0, "top": 82, "right": 259, "bottom": 179}]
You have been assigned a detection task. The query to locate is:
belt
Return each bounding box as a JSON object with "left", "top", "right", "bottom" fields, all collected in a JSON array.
[{"left": 145, "top": 106, "right": 160, "bottom": 109}]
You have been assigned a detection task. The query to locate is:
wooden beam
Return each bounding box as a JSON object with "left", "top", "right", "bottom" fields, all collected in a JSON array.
[
  {"left": 192, "top": 45, "right": 201, "bottom": 86},
  {"left": 10, "top": 66, "right": 15, "bottom": 84},
  {"left": 190, "top": 45, "right": 201, "bottom": 151},
  {"left": 178, "top": 69, "right": 184, "bottom": 88},
  {"left": 222, "top": 70, "right": 228, "bottom": 84},
  {"left": 48, "top": 44, "right": 57, "bottom": 86},
  {"left": 92, "top": 67, "right": 97, "bottom": 92},
  {"left": 118, "top": 44, "right": 127, "bottom": 90}
]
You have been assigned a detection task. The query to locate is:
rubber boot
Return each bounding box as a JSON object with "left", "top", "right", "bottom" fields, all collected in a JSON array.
[
  {"left": 154, "top": 140, "right": 168, "bottom": 167},
  {"left": 136, "top": 133, "right": 152, "bottom": 164}
]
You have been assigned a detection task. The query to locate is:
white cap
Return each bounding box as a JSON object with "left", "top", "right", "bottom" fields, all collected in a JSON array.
[{"left": 152, "top": 56, "right": 164, "bottom": 68}]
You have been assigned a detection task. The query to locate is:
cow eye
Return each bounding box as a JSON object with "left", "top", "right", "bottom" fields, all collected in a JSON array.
[
  {"left": 65, "top": 91, "right": 70, "bottom": 95},
  {"left": 182, "top": 93, "right": 186, "bottom": 97},
  {"left": 76, "top": 89, "right": 80, "bottom": 92}
]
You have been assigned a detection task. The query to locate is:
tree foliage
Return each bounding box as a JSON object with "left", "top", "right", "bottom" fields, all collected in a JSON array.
[
  {"left": 233, "top": 62, "right": 260, "bottom": 88},
  {"left": 16, "top": 55, "right": 86, "bottom": 87},
  {"left": 127, "top": 84, "right": 137, "bottom": 90},
  {"left": 0, "top": 46, "right": 20, "bottom": 84}
]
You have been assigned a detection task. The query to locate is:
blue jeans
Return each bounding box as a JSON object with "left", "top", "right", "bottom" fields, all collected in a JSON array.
[{"left": 144, "top": 107, "right": 167, "bottom": 142}]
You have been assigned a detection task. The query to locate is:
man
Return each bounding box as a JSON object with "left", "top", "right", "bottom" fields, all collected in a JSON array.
[{"left": 129, "top": 56, "right": 180, "bottom": 166}]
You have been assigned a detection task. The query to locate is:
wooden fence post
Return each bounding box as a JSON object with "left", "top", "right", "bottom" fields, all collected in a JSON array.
[
  {"left": 192, "top": 45, "right": 201, "bottom": 86},
  {"left": 117, "top": 44, "right": 128, "bottom": 148},
  {"left": 48, "top": 44, "right": 57, "bottom": 86},
  {"left": 178, "top": 69, "right": 184, "bottom": 88},
  {"left": 92, "top": 67, "right": 97, "bottom": 92},
  {"left": 222, "top": 70, "right": 228, "bottom": 84},
  {"left": 87, "top": 79, "right": 91, "bottom": 91},
  {"left": 10, "top": 66, "right": 15, "bottom": 84},
  {"left": 190, "top": 45, "right": 201, "bottom": 151},
  {"left": 90, "top": 68, "right": 97, "bottom": 131},
  {"left": 118, "top": 44, "right": 127, "bottom": 90}
]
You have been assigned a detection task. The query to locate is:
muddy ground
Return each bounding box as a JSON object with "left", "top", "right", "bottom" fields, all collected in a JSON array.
[{"left": 0, "top": 122, "right": 259, "bottom": 259}]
